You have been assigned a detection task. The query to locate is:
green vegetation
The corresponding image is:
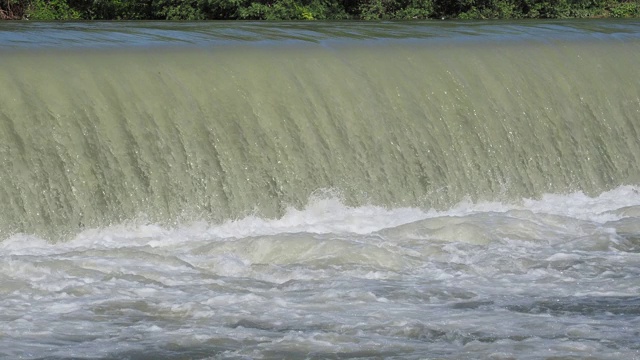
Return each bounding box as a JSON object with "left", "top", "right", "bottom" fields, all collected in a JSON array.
[{"left": 0, "top": 0, "right": 638, "bottom": 20}]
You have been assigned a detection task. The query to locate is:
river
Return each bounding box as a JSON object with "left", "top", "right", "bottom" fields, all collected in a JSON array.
[{"left": 1, "top": 20, "right": 639, "bottom": 359}]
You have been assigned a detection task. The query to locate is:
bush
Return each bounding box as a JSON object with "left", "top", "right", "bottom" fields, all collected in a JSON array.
[
  {"left": 155, "top": 0, "right": 206, "bottom": 19},
  {"left": 27, "top": 0, "right": 82, "bottom": 19},
  {"left": 1, "top": 0, "right": 28, "bottom": 18},
  {"left": 238, "top": 0, "right": 348, "bottom": 19},
  {"left": 359, "top": 0, "right": 433, "bottom": 19},
  {"left": 0, "top": 0, "right": 637, "bottom": 20},
  {"left": 86, "top": 0, "right": 151, "bottom": 19},
  {"left": 607, "top": 0, "right": 639, "bottom": 17},
  {"left": 457, "top": 0, "right": 519, "bottom": 18}
]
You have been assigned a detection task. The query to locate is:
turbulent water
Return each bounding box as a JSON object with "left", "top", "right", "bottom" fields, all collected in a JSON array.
[{"left": 1, "top": 21, "right": 640, "bottom": 359}]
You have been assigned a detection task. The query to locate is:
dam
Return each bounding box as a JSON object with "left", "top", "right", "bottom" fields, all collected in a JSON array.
[{"left": 1, "top": 21, "right": 639, "bottom": 359}]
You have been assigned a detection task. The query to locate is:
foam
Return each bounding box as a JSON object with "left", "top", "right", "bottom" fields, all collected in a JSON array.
[
  {"left": 1, "top": 186, "right": 639, "bottom": 360},
  {"left": 1, "top": 185, "right": 638, "bottom": 252}
]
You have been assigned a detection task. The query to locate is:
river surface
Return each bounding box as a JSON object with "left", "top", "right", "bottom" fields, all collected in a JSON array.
[{"left": 1, "top": 20, "right": 640, "bottom": 359}]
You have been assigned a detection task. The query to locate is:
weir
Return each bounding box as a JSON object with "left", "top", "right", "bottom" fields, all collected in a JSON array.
[{"left": 1, "top": 22, "right": 639, "bottom": 239}]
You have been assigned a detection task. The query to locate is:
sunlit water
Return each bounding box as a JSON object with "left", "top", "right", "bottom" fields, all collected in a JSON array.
[
  {"left": 1, "top": 21, "right": 640, "bottom": 359},
  {"left": 2, "top": 187, "right": 640, "bottom": 359}
]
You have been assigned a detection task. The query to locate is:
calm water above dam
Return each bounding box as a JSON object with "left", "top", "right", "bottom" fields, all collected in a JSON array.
[{"left": 1, "top": 20, "right": 639, "bottom": 359}]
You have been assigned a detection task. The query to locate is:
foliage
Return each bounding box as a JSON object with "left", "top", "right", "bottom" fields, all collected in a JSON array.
[
  {"left": 238, "top": 0, "right": 350, "bottom": 20},
  {"left": 359, "top": 0, "right": 434, "bottom": 19},
  {"left": 0, "top": 0, "right": 637, "bottom": 20},
  {"left": 457, "top": 0, "right": 519, "bottom": 19},
  {"left": 155, "top": 0, "right": 207, "bottom": 19},
  {"left": 239, "top": 0, "right": 313, "bottom": 20},
  {"left": 607, "top": 0, "right": 639, "bottom": 17},
  {"left": 27, "top": 0, "right": 82, "bottom": 19},
  {"left": 1, "top": 0, "right": 25, "bottom": 18}
]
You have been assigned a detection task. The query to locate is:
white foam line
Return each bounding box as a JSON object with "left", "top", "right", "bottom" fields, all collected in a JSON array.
[{"left": 2, "top": 185, "right": 638, "bottom": 253}]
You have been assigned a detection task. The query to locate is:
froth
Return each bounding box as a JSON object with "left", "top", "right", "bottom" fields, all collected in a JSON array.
[{"left": 1, "top": 185, "right": 638, "bottom": 249}]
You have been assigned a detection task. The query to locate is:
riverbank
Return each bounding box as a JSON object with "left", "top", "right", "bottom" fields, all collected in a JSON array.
[{"left": 1, "top": 0, "right": 639, "bottom": 20}]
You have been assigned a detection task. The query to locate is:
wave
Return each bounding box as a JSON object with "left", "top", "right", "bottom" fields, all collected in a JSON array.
[{"left": 2, "top": 185, "right": 638, "bottom": 249}]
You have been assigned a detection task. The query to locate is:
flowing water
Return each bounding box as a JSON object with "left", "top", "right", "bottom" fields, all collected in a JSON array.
[{"left": 1, "top": 20, "right": 640, "bottom": 359}]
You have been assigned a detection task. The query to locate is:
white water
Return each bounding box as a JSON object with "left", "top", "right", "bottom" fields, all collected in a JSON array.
[{"left": 2, "top": 186, "right": 640, "bottom": 359}]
